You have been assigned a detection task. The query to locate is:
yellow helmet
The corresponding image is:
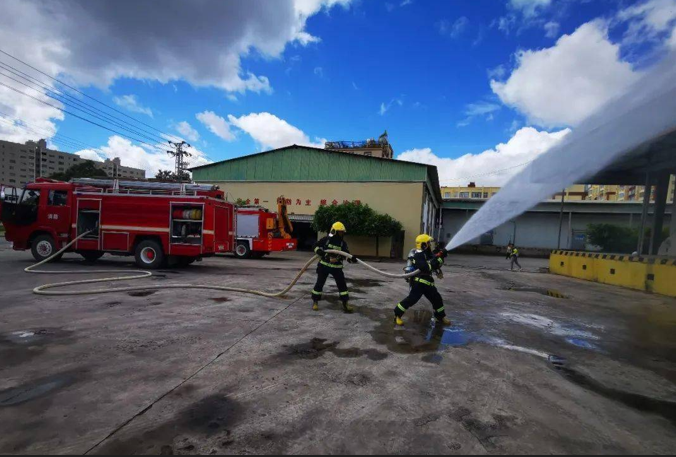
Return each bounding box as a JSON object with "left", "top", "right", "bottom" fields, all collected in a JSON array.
[
  {"left": 415, "top": 234, "right": 434, "bottom": 250},
  {"left": 331, "top": 221, "right": 346, "bottom": 233}
]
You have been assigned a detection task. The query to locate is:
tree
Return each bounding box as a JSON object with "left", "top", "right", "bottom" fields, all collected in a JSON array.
[
  {"left": 312, "top": 202, "right": 403, "bottom": 257},
  {"left": 49, "top": 161, "right": 108, "bottom": 181},
  {"left": 155, "top": 169, "right": 190, "bottom": 182},
  {"left": 586, "top": 223, "right": 671, "bottom": 254}
]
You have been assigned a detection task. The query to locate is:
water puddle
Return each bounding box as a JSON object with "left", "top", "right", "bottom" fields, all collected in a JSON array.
[
  {"left": 500, "top": 312, "right": 600, "bottom": 342},
  {"left": 128, "top": 290, "right": 157, "bottom": 297},
  {"left": 565, "top": 338, "right": 600, "bottom": 351},
  {"left": 502, "top": 287, "right": 568, "bottom": 299},
  {"left": 547, "top": 358, "right": 676, "bottom": 426},
  {"left": 5, "top": 329, "right": 53, "bottom": 345},
  {"left": 0, "top": 374, "right": 75, "bottom": 406},
  {"left": 426, "top": 326, "right": 473, "bottom": 347}
]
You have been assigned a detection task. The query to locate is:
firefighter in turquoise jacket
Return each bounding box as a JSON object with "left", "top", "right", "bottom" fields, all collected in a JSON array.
[
  {"left": 311, "top": 221, "right": 357, "bottom": 313},
  {"left": 394, "top": 234, "right": 451, "bottom": 326}
]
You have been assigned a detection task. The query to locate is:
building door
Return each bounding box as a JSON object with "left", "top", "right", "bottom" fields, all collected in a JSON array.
[
  {"left": 571, "top": 230, "right": 586, "bottom": 250},
  {"left": 390, "top": 230, "right": 405, "bottom": 259},
  {"left": 292, "top": 221, "right": 318, "bottom": 251},
  {"left": 480, "top": 230, "right": 494, "bottom": 246}
]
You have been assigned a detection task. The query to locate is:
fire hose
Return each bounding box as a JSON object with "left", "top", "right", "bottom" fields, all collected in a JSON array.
[{"left": 26, "top": 230, "right": 421, "bottom": 297}]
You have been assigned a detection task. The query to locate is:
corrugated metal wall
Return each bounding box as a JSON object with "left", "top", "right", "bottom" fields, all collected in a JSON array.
[{"left": 192, "top": 147, "right": 429, "bottom": 183}]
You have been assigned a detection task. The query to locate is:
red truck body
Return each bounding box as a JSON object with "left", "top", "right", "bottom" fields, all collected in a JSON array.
[
  {"left": 0, "top": 178, "right": 235, "bottom": 268},
  {"left": 234, "top": 207, "right": 297, "bottom": 258}
]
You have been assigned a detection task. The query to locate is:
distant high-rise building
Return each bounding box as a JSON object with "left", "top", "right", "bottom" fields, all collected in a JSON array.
[
  {"left": 611, "top": 176, "right": 674, "bottom": 204},
  {"left": 441, "top": 182, "right": 501, "bottom": 200},
  {"left": 441, "top": 183, "right": 589, "bottom": 201},
  {"left": 585, "top": 184, "right": 620, "bottom": 201},
  {"left": 0, "top": 138, "right": 145, "bottom": 187},
  {"left": 325, "top": 131, "right": 394, "bottom": 159}
]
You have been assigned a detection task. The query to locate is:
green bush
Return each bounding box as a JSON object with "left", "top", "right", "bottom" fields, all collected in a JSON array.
[
  {"left": 586, "top": 223, "right": 670, "bottom": 254},
  {"left": 312, "top": 202, "right": 403, "bottom": 256}
]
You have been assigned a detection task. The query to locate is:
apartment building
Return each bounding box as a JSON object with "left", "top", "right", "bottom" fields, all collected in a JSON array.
[{"left": 0, "top": 138, "right": 145, "bottom": 186}]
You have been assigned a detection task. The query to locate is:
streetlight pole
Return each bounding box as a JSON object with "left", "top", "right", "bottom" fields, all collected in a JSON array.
[{"left": 557, "top": 188, "right": 565, "bottom": 249}]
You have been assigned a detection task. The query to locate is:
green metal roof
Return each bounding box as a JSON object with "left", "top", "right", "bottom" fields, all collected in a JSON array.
[{"left": 191, "top": 145, "right": 442, "bottom": 204}]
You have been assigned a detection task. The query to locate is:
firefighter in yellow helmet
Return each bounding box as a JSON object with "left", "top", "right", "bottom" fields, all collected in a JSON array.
[
  {"left": 311, "top": 221, "right": 357, "bottom": 313},
  {"left": 394, "top": 234, "right": 451, "bottom": 326}
]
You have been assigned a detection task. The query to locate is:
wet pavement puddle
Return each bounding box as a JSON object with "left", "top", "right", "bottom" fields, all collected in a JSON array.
[
  {"left": 0, "top": 373, "right": 77, "bottom": 406},
  {"left": 502, "top": 287, "right": 569, "bottom": 299}
]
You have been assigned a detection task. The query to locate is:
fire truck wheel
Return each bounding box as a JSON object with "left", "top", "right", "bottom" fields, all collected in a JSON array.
[
  {"left": 135, "top": 240, "right": 166, "bottom": 269},
  {"left": 31, "top": 234, "right": 62, "bottom": 262},
  {"left": 235, "top": 242, "right": 252, "bottom": 259},
  {"left": 80, "top": 251, "right": 104, "bottom": 263}
]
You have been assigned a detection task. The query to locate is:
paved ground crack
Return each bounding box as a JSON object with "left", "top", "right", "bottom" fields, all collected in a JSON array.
[{"left": 83, "top": 298, "right": 300, "bottom": 455}]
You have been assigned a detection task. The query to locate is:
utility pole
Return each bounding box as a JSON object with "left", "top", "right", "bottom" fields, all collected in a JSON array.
[
  {"left": 166, "top": 140, "right": 191, "bottom": 182},
  {"left": 557, "top": 188, "right": 565, "bottom": 249}
]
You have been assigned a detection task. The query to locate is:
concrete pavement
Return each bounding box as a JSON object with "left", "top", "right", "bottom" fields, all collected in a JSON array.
[{"left": 0, "top": 249, "right": 675, "bottom": 454}]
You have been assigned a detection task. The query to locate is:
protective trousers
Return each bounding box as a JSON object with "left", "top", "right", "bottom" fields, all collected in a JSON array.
[
  {"left": 395, "top": 279, "right": 445, "bottom": 319},
  {"left": 311, "top": 263, "right": 350, "bottom": 304}
]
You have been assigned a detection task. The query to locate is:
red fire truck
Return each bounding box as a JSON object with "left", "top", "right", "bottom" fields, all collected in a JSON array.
[
  {"left": 234, "top": 197, "right": 297, "bottom": 259},
  {"left": 0, "top": 178, "right": 235, "bottom": 268}
]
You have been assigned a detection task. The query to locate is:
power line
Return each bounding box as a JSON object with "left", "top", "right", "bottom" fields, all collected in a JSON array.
[
  {"left": 0, "top": 48, "right": 183, "bottom": 142},
  {"left": 0, "top": 80, "right": 165, "bottom": 150},
  {"left": 0, "top": 112, "right": 110, "bottom": 156},
  {"left": 0, "top": 68, "right": 167, "bottom": 145},
  {"left": 0, "top": 60, "right": 176, "bottom": 145}
]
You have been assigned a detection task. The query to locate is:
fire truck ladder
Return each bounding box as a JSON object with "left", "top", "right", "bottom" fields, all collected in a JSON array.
[{"left": 70, "top": 178, "right": 219, "bottom": 195}]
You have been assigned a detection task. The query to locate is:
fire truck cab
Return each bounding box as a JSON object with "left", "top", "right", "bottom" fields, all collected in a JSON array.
[{"left": 0, "top": 178, "right": 235, "bottom": 268}]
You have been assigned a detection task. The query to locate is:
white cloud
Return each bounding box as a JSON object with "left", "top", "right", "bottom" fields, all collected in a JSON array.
[
  {"left": 0, "top": 82, "right": 64, "bottom": 144},
  {"left": 314, "top": 66, "right": 324, "bottom": 78},
  {"left": 487, "top": 65, "right": 506, "bottom": 80},
  {"left": 75, "top": 136, "right": 211, "bottom": 177},
  {"left": 112, "top": 94, "right": 153, "bottom": 118},
  {"left": 670, "top": 27, "right": 676, "bottom": 48},
  {"left": 457, "top": 101, "right": 501, "bottom": 127},
  {"left": 491, "top": 21, "right": 641, "bottom": 127},
  {"left": 437, "top": 17, "right": 470, "bottom": 38},
  {"left": 175, "top": 121, "right": 200, "bottom": 142},
  {"left": 544, "top": 21, "right": 560, "bottom": 38},
  {"left": 397, "top": 127, "right": 570, "bottom": 187},
  {"left": 379, "top": 98, "right": 403, "bottom": 116},
  {"left": 0, "top": 0, "right": 351, "bottom": 156},
  {"left": 75, "top": 149, "right": 103, "bottom": 162},
  {"left": 227, "top": 112, "right": 325, "bottom": 150},
  {"left": 0, "top": 0, "right": 352, "bottom": 95},
  {"left": 495, "top": 15, "right": 517, "bottom": 35},
  {"left": 196, "top": 111, "right": 236, "bottom": 141},
  {"left": 509, "top": 0, "right": 551, "bottom": 17},
  {"left": 617, "top": 0, "right": 676, "bottom": 46}
]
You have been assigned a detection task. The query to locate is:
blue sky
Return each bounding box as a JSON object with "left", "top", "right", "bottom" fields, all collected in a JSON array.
[{"left": 1, "top": 0, "right": 675, "bottom": 184}]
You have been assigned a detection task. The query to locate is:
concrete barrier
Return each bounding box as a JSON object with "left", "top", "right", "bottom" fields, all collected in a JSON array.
[{"left": 550, "top": 251, "right": 676, "bottom": 298}]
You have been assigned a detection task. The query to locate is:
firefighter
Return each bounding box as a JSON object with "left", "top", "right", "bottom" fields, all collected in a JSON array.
[
  {"left": 506, "top": 243, "right": 522, "bottom": 271},
  {"left": 311, "top": 221, "right": 358, "bottom": 313},
  {"left": 394, "top": 234, "right": 451, "bottom": 327}
]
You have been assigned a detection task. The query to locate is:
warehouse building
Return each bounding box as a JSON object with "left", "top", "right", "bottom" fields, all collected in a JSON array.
[
  {"left": 191, "top": 145, "right": 442, "bottom": 259},
  {"left": 442, "top": 199, "right": 672, "bottom": 254}
]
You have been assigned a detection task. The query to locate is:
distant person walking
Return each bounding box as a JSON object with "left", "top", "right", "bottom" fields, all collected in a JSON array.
[{"left": 506, "top": 243, "right": 522, "bottom": 271}]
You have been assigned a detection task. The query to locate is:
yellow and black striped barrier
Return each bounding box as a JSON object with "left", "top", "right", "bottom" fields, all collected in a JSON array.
[{"left": 549, "top": 250, "right": 676, "bottom": 298}]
